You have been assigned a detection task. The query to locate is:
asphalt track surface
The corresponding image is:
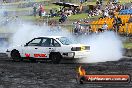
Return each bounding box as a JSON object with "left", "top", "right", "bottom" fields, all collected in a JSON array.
[{"left": 0, "top": 54, "right": 132, "bottom": 88}]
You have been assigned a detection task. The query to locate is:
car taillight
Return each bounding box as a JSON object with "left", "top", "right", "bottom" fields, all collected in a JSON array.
[{"left": 71, "top": 47, "right": 81, "bottom": 51}]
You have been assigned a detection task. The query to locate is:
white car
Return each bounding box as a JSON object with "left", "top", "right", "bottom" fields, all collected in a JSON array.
[{"left": 6, "top": 36, "right": 90, "bottom": 64}]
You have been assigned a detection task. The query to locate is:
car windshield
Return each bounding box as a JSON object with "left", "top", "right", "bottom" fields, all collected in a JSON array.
[{"left": 57, "top": 37, "right": 75, "bottom": 45}]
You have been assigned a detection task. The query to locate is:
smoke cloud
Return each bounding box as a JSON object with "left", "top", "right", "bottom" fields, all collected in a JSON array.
[
  {"left": 9, "top": 23, "right": 123, "bottom": 63},
  {"left": 0, "top": 40, "right": 8, "bottom": 53},
  {"left": 0, "top": 3, "right": 123, "bottom": 63},
  {"left": 0, "top": 19, "right": 123, "bottom": 63},
  {"left": 9, "top": 23, "right": 71, "bottom": 46},
  {"left": 0, "top": 12, "right": 123, "bottom": 63},
  {"left": 78, "top": 32, "right": 123, "bottom": 63}
]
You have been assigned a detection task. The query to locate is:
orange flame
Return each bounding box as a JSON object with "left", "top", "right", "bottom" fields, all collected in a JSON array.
[{"left": 78, "top": 66, "right": 86, "bottom": 76}]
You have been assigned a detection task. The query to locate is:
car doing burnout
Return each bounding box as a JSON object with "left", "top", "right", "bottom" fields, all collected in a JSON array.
[{"left": 6, "top": 36, "right": 90, "bottom": 64}]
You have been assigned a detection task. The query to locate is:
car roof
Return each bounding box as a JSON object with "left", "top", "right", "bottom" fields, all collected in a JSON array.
[{"left": 36, "top": 36, "right": 63, "bottom": 39}]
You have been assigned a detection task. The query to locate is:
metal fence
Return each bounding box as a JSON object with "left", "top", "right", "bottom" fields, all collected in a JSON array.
[
  {"left": 0, "top": 22, "right": 131, "bottom": 41},
  {"left": 47, "top": 23, "right": 132, "bottom": 36}
]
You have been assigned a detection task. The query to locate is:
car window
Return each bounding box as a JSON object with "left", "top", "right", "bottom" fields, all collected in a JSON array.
[
  {"left": 27, "top": 38, "right": 42, "bottom": 46},
  {"left": 53, "top": 39, "right": 61, "bottom": 47},
  {"left": 41, "top": 38, "right": 53, "bottom": 47},
  {"left": 57, "top": 37, "right": 74, "bottom": 45}
]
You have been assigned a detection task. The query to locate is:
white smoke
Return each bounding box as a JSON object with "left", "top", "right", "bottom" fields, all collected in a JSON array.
[
  {"left": 0, "top": 1, "right": 123, "bottom": 63},
  {"left": 10, "top": 23, "right": 123, "bottom": 63},
  {"left": 0, "top": 19, "right": 123, "bottom": 63},
  {"left": 9, "top": 23, "right": 71, "bottom": 46},
  {"left": 0, "top": 40, "right": 8, "bottom": 53},
  {"left": 0, "top": 4, "right": 8, "bottom": 52},
  {"left": 79, "top": 31, "right": 123, "bottom": 63}
]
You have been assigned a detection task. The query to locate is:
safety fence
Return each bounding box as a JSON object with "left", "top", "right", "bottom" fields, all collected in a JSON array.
[
  {"left": 0, "top": 23, "right": 131, "bottom": 41},
  {"left": 47, "top": 23, "right": 132, "bottom": 36}
]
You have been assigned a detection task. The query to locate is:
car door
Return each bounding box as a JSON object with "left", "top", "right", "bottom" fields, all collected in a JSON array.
[
  {"left": 37, "top": 38, "right": 56, "bottom": 58},
  {"left": 35, "top": 38, "right": 61, "bottom": 58},
  {"left": 22, "top": 37, "right": 60, "bottom": 59},
  {"left": 22, "top": 38, "right": 42, "bottom": 58}
]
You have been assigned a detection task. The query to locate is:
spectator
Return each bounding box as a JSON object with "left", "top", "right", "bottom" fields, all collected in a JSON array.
[
  {"left": 102, "top": 10, "right": 109, "bottom": 18},
  {"left": 65, "top": 9, "right": 73, "bottom": 16},
  {"left": 98, "top": 22, "right": 108, "bottom": 32},
  {"left": 73, "top": 21, "right": 81, "bottom": 34},
  {"left": 128, "top": 15, "right": 132, "bottom": 23},
  {"left": 96, "top": 0, "right": 100, "bottom": 5},
  {"left": 59, "top": 13, "right": 67, "bottom": 23},
  {"left": 38, "top": 4, "right": 44, "bottom": 18},
  {"left": 33, "top": 5, "right": 37, "bottom": 17},
  {"left": 79, "top": 4, "right": 83, "bottom": 13},
  {"left": 113, "top": 0, "right": 118, "bottom": 3},
  {"left": 99, "top": 0, "right": 103, "bottom": 5},
  {"left": 117, "top": 17, "right": 122, "bottom": 25},
  {"left": 50, "top": 9, "right": 57, "bottom": 17},
  {"left": 113, "top": 16, "right": 122, "bottom": 31}
]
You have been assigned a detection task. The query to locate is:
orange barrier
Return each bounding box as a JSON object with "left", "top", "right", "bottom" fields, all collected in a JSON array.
[{"left": 90, "top": 15, "right": 132, "bottom": 34}]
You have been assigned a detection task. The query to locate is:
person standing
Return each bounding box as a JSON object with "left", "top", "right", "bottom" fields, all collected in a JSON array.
[
  {"left": 59, "top": 13, "right": 67, "bottom": 23},
  {"left": 98, "top": 21, "right": 108, "bottom": 32},
  {"left": 128, "top": 14, "right": 132, "bottom": 23},
  {"left": 99, "top": 0, "right": 103, "bottom": 5},
  {"left": 74, "top": 21, "right": 81, "bottom": 34},
  {"left": 39, "top": 4, "right": 44, "bottom": 18},
  {"left": 33, "top": 4, "right": 37, "bottom": 17}
]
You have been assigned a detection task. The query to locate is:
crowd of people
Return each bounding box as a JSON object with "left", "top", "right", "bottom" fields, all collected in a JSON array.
[
  {"left": 72, "top": 0, "right": 132, "bottom": 35},
  {"left": 87, "top": 0, "right": 123, "bottom": 18},
  {"left": 49, "top": 5, "right": 83, "bottom": 23},
  {"left": 32, "top": 2, "right": 84, "bottom": 24},
  {"left": 73, "top": 20, "right": 93, "bottom": 35},
  {"left": 33, "top": 4, "right": 46, "bottom": 18},
  {"left": 31, "top": 0, "right": 132, "bottom": 35}
]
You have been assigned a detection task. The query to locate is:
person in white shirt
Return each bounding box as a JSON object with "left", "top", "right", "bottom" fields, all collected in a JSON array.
[
  {"left": 102, "top": 22, "right": 108, "bottom": 30},
  {"left": 98, "top": 21, "right": 108, "bottom": 32}
]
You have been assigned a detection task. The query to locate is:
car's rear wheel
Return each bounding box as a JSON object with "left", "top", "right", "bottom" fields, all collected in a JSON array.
[
  {"left": 30, "top": 58, "right": 36, "bottom": 62},
  {"left": 50, "top": 53, "right": 61, "bottom": 64},
  {"left": 11, "top": 50, "right": 22, "bottom": 62}
]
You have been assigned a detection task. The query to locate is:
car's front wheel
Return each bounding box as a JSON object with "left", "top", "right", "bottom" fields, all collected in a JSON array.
[
  {"left": 50, "top": 53, "right": 61, "bottom": 64},
  {"left": 11, "top": 50, "right": 22, "bottom": 62}
]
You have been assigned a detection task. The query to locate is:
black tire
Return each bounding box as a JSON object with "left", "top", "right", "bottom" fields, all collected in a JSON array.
[
  {"left": 80, "top": 76, "right": 85, "bottom": 84},
  {"left": 11, "top": 50, "right": 22, "bottom": 62},
  {"left": 30, "top": 58, "right": 36, "bottom": 62},
  {"left": 50, "top": 53, "right": 61, "bottom": 64}
]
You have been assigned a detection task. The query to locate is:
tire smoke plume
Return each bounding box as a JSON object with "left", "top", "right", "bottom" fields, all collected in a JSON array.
[
  {"left": 1, "top": 21, "right": 123, "bottom": 63},
  {"left": 78, "top": 32, "right": 123, "bottom": 63}
]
